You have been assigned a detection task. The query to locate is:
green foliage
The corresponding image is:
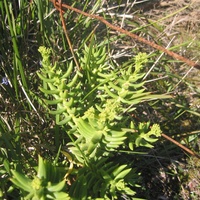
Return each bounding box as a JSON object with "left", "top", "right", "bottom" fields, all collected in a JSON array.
[
  {"left": 2, "top": 0, "right": 199, "bottom": 199},
  {"left": 69, "top": 158, "right": 138, "bottom": 199},
  {"left": 128, "top": 122, "right": 161, "bottom": 149},
  {"left": 10, "top": 155, "right": 69, "bottom": 200},
  {"left": 34, "top": 41, "right": 166, "bottom": 199}
]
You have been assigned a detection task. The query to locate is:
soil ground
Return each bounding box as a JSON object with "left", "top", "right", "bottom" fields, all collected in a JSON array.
[{"left": 138, "top": 1, "right": 200, "bottom": 199}]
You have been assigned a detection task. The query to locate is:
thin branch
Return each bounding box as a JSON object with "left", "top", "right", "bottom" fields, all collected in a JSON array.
[
  {"left": 162, "top": 133, "right": 200, "bottom": 159},
  {"left": 53, "top": 0, "right": 80, "bottom": 71}
]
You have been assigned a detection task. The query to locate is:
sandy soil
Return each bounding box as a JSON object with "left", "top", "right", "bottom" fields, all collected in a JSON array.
[{"left": 142, "top": 1, "right": 200, "bottom": 199}]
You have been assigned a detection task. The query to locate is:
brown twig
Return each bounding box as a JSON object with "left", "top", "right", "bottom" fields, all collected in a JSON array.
[
  {"left": 162, "top": 133, "right": 200, "bottom": 159},
  {"left": 53, "top": 0, "right": 80, "bottom": 70},
  {"left": 50, "top": 0, "right": 200, "bottom": 69}
]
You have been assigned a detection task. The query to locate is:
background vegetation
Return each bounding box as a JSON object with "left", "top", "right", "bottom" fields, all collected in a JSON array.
[{"left": 0, "top": 0, "right": 199, "bottom": 199}]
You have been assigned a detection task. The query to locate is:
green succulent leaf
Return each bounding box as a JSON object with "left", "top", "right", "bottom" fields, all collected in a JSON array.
[
  {"left": 47, "top": 180, "right": 66, "bottom": 192},
  {"left": 37, "top": 155, "right": 46, "bottom": 179},
  {"left": 50, "top": 191, "right": 70, "bottom": 200},
  {"left": 114, "top": 168, "right": 132, "bottom": 181},
  {"left": 76, "top": 118, "right": 97, "bottom": 141},
  {"left": 11, "top": 170, "right": 32, "bottom": 192}
]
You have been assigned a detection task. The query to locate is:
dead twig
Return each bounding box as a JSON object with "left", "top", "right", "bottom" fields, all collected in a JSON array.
[
  {"left": 53, "top": 0, "right": 80, "bottom": 70},
  {"left": 162, "top": 133, "right": 200, "bottom": 159}
]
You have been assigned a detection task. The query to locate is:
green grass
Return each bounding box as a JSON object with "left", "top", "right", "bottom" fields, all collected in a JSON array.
[{"left": 0, "top": 0, "right": 199, "bottom": 199}]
